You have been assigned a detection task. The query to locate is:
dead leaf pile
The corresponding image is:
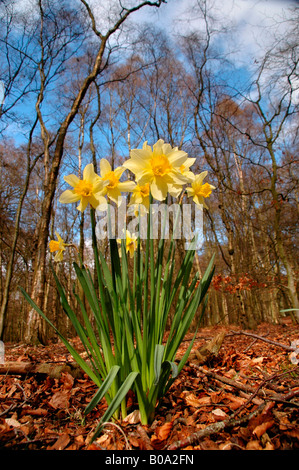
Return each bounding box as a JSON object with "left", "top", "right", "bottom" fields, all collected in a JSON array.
[{"left": 0, "top": 322, "right": 298, "bottom": 450}]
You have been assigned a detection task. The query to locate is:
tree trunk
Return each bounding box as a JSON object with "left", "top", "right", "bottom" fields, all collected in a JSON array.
[{"left": 0, "top": 118, "right": 39, "bottom": 339}]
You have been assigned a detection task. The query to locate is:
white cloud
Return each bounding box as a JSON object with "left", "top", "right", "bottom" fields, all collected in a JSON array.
[{"left": 135, "top": 0, "right": 297, "bottom": 67}]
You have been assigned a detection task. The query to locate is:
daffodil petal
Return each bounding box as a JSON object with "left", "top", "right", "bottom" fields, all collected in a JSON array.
[
  {"left": 184, "top": 171, "right": 196, "bottom": 182},
  {"left": 168, "top": 184, "right": 183, "bottom": 198},
  {"left": 118, "top": 181, "right": 136, "bottom": 192},
  {"left": 194, "top": 171, "right": 208, "bottom": 185},
  {"left": 107, "top": 187, "right": 121, "bottom": 204},
  {"left": 54, "top": 250, "right": 64, "bottom": 262},
  {"left": 167, "top": 150, "right": 188, "bottom": 166},
  {"left": 193, "top": 195, "right": 202, "bottom": 206},
  {"left": 114, "top": 166, "right": 126, "bottom": 179},
  {"left": 96, "top": 197, "right": 108, "bottom": 212},
  {"left": 136, "top": 171, "right": 154, "bottom": 186},
  {"left": 93, "top": 178, "right": 108, "bottom": 193},
  {"left": 152, "top": 139, "right": 165, "bottom": 154},
  {"left": 170, "top": 171, "right": 189, "bottom": 184},
  {"left": 150, "top": 177, "right": 168, "bottom": 201},
  {"left": 83, "top": 163, "right": 97, "bottom": 183},
  {"left": 186, "top": 187, "right": 194, "bottom": 196},
  {"left": 100, "top": 158, "right": 111, "bottom": 177},
  {"left": 77, "top": 198, "right": 89, "bottom": 212},
  {"left": 184, "top": 157, "right": 196, "bottom": 169},
  {"left": 88, "top": 195, "right": 100, "bottom": 209},
  {"left": 54, "top": 231, "right": 62, "bottom": 242},
  {"left": 123, "top": 158, "right": 150, "bottom": 175},
  {"left": 59, "top": 190, "right": 80, "bottom": 204},
  {"left": 64, "top": 174, "right": 80, "bottom": 188}
]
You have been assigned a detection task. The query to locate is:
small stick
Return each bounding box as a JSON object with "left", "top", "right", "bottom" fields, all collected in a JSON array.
[
  {"left": 167, "top": 403, "right": 267, "bottom": 450},
  {"left": 227, "top": 330, "right": 298, "bottom": 352}
]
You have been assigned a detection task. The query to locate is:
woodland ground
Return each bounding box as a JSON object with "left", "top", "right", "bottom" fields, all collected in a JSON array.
[{"left": 0, "top": 319, "right": 298, "bottom": 451}]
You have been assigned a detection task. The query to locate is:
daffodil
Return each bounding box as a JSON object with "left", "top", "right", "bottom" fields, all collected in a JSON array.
[
  {"left": 186, "top": 171, "right": 215, "bottom": 208},
  {"left": 49, "top": 231, "right": 68, "bottom": 262},
  {"left": 117, "top": 230, "right": 138, "bottom": 258},
  {"left": 169, "top": 157, "right": 197, "bottom": 197},
  {"left": 99, "top": 159, "right": 136, "bottom": 205},
  {"left": 59, "top": 163, "right": 107, "bottom": 212},
  {"left": 128, "top": 182, "right": 150, "bottom": 216},
  {"left": 123, "top": 140, "right": 190, "bottom": 201}
]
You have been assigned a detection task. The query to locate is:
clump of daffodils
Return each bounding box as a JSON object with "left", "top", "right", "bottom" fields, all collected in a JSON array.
[
  {"left": 23, "top": 138, "right": 216, "bottom": 437},
  {"left": 51, "top": 139, "right": 215, "bottom": 261}
]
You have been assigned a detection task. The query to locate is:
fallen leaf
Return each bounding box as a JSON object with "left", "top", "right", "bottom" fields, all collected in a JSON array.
[
  {"left": 219, "top": 441, "right": 233, "bottom": 450},
  {"left": 289, "top": 352, "right": 299, "bottom": 365},
  {"left": 246, "top": 440, "right": 263, "bottom": 450},
  {"left": 150, "top": 421, "right": 174, "bottom": 450},
  {"left": 252, "top": 357, "right": 266, "bottom": 364},
  {"left": 184, "top": 392, "right": 211, "bottom": 407},
  {"left": 200, "top": 438, "right": 219, "bottom": 450},
  {"left": 48, "top": 433, "right": 70, "bottom": 450},
  {"left": 224, "top": 392, "right": 247, "bottom": 410},
  {"left": 75, "top": 435, "right": 85, "bottom": 446},
  {"left": 123, "top": 409, "right": 140, "bottom": 424},
  {"left": 48, "top": 390, "right": 69, "bottom": 409},
  {"left": 96, "top": 433, "right": 110, "bottom": 445},
  {"left": 253, "top": 420, "right": 275, "bottom": 438},
  {"left": 136, "top": 425, "right": 154, "bottom": 450},
  {"left": 61, "top": 372, "right": 74, "bottom": 390},
  {"left": 21, "top": 407, "right": 48, "bottom": 417},
  {"left": 5, "top": 417, "right": 21, "bottom": 428},
  {"left": 285, "top": 429, "right": 299, "bottom": 440},
  {"left": 155, "top": 421, "right": 173, "bottom": 441},
  {"left": 128, "top": 434, "right": 142, "bottom": 448},
  {"left": 264, "top": 441, "right": 275, "bottom": 450},
  {"left": 212, "top": 408, "right": 227, "bottom": 421}
]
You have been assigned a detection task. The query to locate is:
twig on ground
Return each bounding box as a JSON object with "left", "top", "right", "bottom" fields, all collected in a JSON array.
[
  {"left": 227, "top": 330, "right": 298, "bottom": 352},
  {"left": 167, "top": 402, "right": 267, "bottom": 450},
  {"left": 191, "top": 363, "right": 299, "bottom": 406}
]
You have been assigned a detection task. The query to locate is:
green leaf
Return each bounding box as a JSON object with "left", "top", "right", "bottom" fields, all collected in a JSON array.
[
  {"left": 153, "top": 344, "right": 165, "bottom": 385},
  {"left": 91, "top": 371, "right": 139, "bottom": 442},
  {"left": 19, "top": 287, "right": 102, "bottom": 387},
  {"left": 84, "top": 365, "right": 120, "bottom": 415}
]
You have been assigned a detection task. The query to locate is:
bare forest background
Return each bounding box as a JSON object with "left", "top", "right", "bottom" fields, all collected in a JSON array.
[{"left": 0, "top": 0, "right": 298, "bottom": 344}]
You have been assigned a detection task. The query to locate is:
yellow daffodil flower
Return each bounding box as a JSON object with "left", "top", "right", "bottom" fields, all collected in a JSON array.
[
  {"left": 117, "top": 230, "right": 138, "bottom": 258},
  {"left": 129, "top": 182, "right": 150, "bottom": 215},
  {"left": 186, "top": 171, "right": 215, "bottom": 208},
  {"left": 59, "top": 163, "right": 107, "bottom": 212},
  {"left": 123, "top": 140, "right": 190, "bottom": 201},
  {"left": 49, "top": 231, "right": 67, "bottom": 262},
  {"left": 169, "top": 157, "right": 197, "bottom": 197},
  {"left": 99, "top": 159, "right": 136, "bottom": 205}
]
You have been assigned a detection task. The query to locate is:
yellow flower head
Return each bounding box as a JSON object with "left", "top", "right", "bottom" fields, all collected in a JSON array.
[
  {"left": 99, "top": 159, "right": 136, "bottom": 205},
  {"left": 117, "top": 230, "right": 138, "bottom": 258},
  {"left": 59, "top": 163, "right": 107, "bottom": 212},
  {"left": 186, "top": 171, "right": 215, "bottom": 209},
  {"left": 123, "top": 140, "right": 190, "bottom": 201},
  {"left": 170, "top": 157, "right": 197, "bottom": 197},
  {"left": 129, "top": 183, "right": 150, "bottom": 210},
  {"left": 49, "top": 231, "right": 67, "bottom": 262}
]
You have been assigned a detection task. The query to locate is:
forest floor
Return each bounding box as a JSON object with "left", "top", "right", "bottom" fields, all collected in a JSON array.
[{"left": 0, "top": 319, "right": 298, "bottom": 451}]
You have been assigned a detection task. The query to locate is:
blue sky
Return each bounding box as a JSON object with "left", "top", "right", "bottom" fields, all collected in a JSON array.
[{"left": 1, "top": 0, "right": 297, "bottom": 145}]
